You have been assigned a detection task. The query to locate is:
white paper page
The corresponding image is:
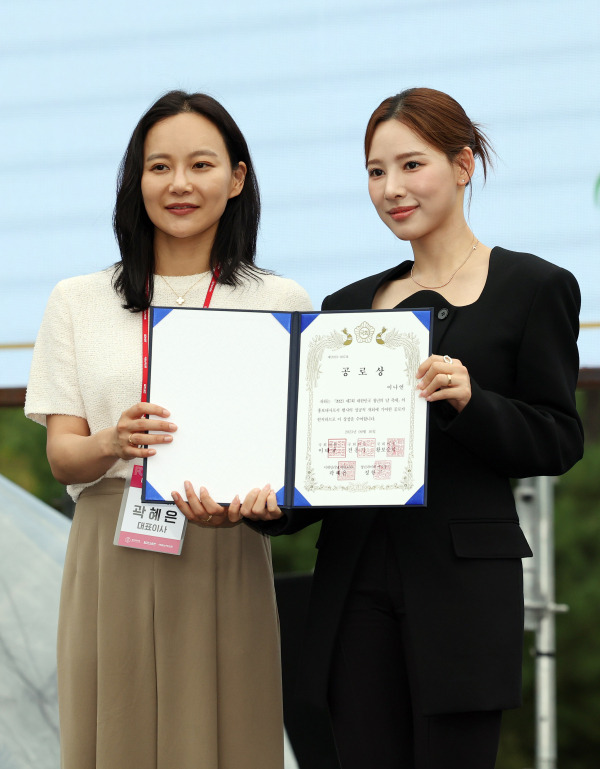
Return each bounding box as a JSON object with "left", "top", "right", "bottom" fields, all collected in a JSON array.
[
  {"left": 145, "top": 309, "right": 291, "bottom": 504},
  {"left": 294, "top": 310, "right": 430, "bottom": 507}
]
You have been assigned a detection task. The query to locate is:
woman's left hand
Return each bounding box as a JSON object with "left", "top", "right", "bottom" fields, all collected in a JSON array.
[
  {"left": 416, "top": 354, "right": 471, "bottom": 413},
  {"left": 228, "top": 484, "right": 283, "bottom": 523}
]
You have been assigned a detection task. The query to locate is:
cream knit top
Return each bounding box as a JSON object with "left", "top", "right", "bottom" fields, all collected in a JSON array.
[{"left": 25, "top": 267, "right": 313, "bottom": 500}]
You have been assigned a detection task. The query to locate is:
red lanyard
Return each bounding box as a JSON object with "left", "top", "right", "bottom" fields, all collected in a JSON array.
[
  {"left": 141, "top": 266, "right": 220, "bottom": 403},
  {"left": 203, "top": 265, "right": 220, "bottom": 308}
]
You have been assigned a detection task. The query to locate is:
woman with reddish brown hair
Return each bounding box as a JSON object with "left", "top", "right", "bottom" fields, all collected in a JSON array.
[{"left": 262, "top": 88, "right": 583, "bottom": 768}]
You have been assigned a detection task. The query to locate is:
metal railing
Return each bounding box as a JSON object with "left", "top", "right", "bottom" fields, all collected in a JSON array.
[{"left": 516, "top": 477, "right": 567, "bottom": 769}]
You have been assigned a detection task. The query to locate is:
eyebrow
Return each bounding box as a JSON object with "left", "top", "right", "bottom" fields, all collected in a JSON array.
[
  {"left": 146, "top": 149, "right": 220, "bottom": 162},
  {"left": 366, "top": 151, "right": 427, "bottom": 167}
]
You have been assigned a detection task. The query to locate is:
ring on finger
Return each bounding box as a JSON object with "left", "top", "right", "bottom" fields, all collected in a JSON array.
[
  {"left": 202, "top": 514, "right": 213, "bottom": 524},
  {"left": 443, "top": 355, "right": 453, "bottom": 365},
  {"left": 447, "top": 373, "right": 452, "bottom": 387},
  {"left": 128, "top": 433, "right": 138, "bottom": 446}
]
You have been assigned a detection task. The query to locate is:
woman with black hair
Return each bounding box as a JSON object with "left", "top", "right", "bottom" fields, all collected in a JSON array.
[{"left": 26, "top": 90, "right": 311, "bottom": 769}]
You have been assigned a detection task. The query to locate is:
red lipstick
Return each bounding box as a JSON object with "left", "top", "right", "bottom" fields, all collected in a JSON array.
[
  {"left": 165, "top": 204, "right": 199, "bottom": 216},
  {"left": 388, "top": 206, "right": 418, "bottom": 221}
]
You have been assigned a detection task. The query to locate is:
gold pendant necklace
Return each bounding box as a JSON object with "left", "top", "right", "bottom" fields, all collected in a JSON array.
[
  {"left": 159, "top": 273, "right": 207, "bottom": 305},
  {"left": 411, "top": 239, "right": 479, "bottom": 290}
]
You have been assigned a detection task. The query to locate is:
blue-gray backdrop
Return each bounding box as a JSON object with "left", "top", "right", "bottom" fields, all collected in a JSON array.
[{"left": 2, "top": 0, "right": 599, "bottom": 386}]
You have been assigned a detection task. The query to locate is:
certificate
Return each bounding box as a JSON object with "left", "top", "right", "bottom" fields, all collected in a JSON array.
[{"left": 143, "top": 307, "right": 431, "bottom": 508}]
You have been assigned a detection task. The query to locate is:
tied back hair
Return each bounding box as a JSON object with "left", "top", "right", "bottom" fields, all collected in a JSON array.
[
  {"left": 364, "top": 87, "right": 495, "bottom": 202},
  {"left": 112, "top": 90, "right": 263, "bottom": 311}
]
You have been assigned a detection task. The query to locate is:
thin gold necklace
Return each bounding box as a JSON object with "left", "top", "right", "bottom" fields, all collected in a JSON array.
[
  {"left": 411, "top": 239, "right": 479, "bottom": 290},
  {"left": 159, "top": 273, "right": 208, "bottom": 305}
]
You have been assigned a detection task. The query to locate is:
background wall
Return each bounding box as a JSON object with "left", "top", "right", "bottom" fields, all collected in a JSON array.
[{"left": 1, "top": 0, "right": 599, "bottom": 385}]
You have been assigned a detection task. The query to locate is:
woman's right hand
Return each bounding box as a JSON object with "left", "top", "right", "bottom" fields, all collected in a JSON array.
[
  {"left": 111, "top": 402, "right": 177, "bottom": 460},
  {"left": 171, "top": 483, "right": 241, "bottom": 528},
  {"left": 46, "top": 404, "right": 177, "bottom": 486}
]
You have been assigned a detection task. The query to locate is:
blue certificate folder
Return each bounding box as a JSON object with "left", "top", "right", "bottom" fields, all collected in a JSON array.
[{"left": 143, "top": 307, "right": 431, "bottom": 509}]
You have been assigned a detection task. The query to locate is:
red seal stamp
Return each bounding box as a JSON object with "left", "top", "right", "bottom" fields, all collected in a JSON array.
[
  {"left": 338, "top": 461, "right": 356, "bottom": 480},
  {"left": 328, "top": 438, "right": 347, "bottom": 458},
  {"left": 357, "top": 438, "right": 376, "bottom": 457},
  {"left": 374, "top": 460, "right": 392, "bottom": 480},
  {"left": 386, "top": 438, "right": 405, "bottom": 458}
]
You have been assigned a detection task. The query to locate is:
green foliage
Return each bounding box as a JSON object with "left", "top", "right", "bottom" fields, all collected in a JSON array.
[
  {"left": 271, "top": 521, "right": 320, "bottom": 574},
  {"left": 552, "top": 438, "right": 600, "bottom": 767},
  {"left": 497, "top": 391, "right": 600, "bottom": 768},
  {"left": 0, "top": 407, "right": 66, "bottom": 510}
]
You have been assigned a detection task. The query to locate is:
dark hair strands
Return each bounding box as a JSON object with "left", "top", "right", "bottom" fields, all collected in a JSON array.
[
  {"left": 112, "top": 90, "right": 263, "bottom": 311},
  {"left": 364, "top": 87, "right": 495, "bottom": 192}
]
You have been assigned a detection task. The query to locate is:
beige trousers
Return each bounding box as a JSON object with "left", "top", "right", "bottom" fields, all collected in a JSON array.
[{"left": 58, "top": 479, "right": 284, "bottom": 769}]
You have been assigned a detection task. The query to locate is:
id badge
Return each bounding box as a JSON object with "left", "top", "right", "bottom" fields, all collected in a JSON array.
[{"left": 114, "top": 461, "right": 187, "bottom": 555}]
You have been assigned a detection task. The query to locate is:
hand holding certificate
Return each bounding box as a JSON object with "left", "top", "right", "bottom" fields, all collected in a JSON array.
[{"left": 143, "top": 307, "right": 431, "bottom": 508}]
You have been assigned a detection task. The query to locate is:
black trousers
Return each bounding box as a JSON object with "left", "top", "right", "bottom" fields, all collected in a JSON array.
[{"left": 328, "top": 520, "right": 502, "bottom": 769}]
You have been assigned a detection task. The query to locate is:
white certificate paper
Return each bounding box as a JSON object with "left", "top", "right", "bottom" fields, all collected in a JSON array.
[
  {"left": 293, "top": 311, "right": 430, "bottom": 507},
  {"left": 143, "top": 307, "right": 430, "bottom": 508},
  {"left": 144, "top": 308, "right": 291, "bottom": 505}
]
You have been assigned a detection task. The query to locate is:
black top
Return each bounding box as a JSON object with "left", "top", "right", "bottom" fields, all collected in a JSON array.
[{"left": 268, "top": 247, "right": 583, "bottom": 715}]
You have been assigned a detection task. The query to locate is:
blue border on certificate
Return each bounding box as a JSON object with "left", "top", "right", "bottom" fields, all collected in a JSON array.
[
  {"left": 153, "top": 307, "right": 173, "bottom": 327},
  {"left": 144, "top": 480, "right": 165, "bottom": 502}
]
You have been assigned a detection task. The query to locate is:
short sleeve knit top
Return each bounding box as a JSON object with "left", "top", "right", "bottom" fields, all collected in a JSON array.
[{"left": 25, "top": 268, "right": 313, "bottom": 500}]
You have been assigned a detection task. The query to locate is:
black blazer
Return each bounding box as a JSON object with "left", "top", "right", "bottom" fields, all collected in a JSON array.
[{"left": 270, "top": 247, "right": 583, "bottom": 715}]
